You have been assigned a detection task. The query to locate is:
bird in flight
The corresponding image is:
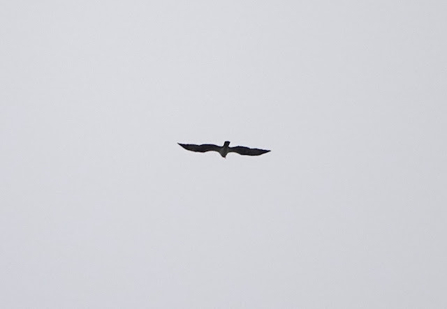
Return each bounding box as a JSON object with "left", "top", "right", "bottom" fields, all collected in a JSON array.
[{"left": 178, "top": 141, "right": 270, "bottom": 158}]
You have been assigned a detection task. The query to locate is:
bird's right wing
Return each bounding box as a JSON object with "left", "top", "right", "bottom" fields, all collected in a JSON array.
[
  {"left": 229, "top": 146, "right": 271, "bottom": 156},
  {"left": 178, "top": 143, "right": 221, "bottom": 153}
]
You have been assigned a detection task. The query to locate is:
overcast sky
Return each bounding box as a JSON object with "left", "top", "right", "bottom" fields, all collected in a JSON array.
[{"left": 1, "top": 1, "right": 446, "bottom": 308}]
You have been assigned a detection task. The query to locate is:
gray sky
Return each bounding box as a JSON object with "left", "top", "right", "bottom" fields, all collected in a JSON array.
[{"left": 1, "top": 1, "right": 446, "bottom": 308}]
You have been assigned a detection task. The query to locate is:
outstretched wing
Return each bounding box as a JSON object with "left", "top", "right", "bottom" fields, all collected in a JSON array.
[
  {"left": 229, "top": 146, "right": 271, "bottom": 156},
  {"left": 178, "top": 143, "right": 221, "bottom": 153}
]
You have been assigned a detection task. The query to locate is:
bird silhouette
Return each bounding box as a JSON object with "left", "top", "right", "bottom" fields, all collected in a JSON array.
[{"left": 178, "top": 141, "right": 270, "bottom": 158}]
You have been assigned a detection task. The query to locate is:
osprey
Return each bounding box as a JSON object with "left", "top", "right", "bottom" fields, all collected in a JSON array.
[{"left": 178, "top": 141, "right": 270, "bottom": 158}]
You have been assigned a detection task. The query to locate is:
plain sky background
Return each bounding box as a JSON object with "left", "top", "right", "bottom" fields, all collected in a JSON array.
[{"left": 1, "top": 0, "right": 446, "bottom": 308}]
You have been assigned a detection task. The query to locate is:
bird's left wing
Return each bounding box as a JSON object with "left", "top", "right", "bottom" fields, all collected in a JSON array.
[
  {"left": 229, "top": 146, "right": 271, "bottom": 156},
  {"left": 178, "top": 143, "right": 221, "bottom": 153}
]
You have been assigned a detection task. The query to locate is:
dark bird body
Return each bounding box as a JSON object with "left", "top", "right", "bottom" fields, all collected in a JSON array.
[{"left": 178, "top": 141, "right": 270, "bottom": 158}]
